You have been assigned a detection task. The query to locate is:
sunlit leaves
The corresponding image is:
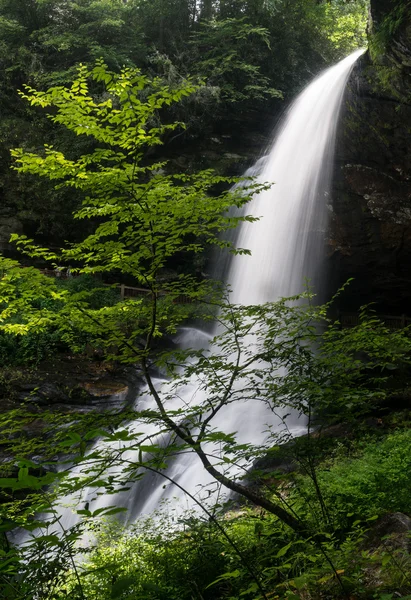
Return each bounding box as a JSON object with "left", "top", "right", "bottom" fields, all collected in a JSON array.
[{"left": 5, "top": 62, "right": 268, "bottom": 362}]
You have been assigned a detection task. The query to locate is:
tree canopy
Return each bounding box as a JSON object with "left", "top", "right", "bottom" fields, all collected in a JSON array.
[{"left": 0, "top": 0, "right": 368, "bottom": 245}]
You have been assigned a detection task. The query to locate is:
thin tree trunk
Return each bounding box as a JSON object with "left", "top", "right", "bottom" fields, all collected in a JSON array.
[{"left": 200, "top": 0, "right": 213, "bottom": 20}]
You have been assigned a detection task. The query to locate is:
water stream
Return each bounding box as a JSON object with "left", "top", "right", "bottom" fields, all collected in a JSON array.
[{"left": 57, "top": 49, "right": 363, "bottom": 530}]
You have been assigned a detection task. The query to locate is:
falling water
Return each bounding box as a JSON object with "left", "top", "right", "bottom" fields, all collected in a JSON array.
[
  {"left": 229, "top": 49, "right": 364, "bottom": 304},
  {"left": 52, "top": 50, "right": 363, "bottom": 531},
  {"left": 116, "top": 49, "right": 365, "bottom": 518}
]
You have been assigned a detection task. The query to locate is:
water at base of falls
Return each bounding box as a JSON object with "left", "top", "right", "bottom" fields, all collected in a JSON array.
[{"left": 51, "top": 49, "right": 364, "bottom": 532}]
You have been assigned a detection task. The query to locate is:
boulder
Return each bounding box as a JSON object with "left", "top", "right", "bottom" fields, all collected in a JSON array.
[
  {"left": 364, "top": 512, "right": 411, "bottom": 552},
  {"left": 33, "top": 382, "right": 72, "bottom": 405}
]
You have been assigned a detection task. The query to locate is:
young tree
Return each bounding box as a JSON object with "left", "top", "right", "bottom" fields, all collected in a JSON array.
[
  {"left": 2, "top": 54, "right": 410, "bottom": 513},
  {"left": 0, "top": 43, "right": 407, "bottom": 599},
  {"left": 0, "top": 58, "right": 268, "bottom": 597}
]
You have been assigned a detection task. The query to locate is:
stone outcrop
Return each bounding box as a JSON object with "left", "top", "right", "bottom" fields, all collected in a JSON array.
[
  {"left": 328, "top": 1, "right": 411, "bottom": 313},
  {"left": 0, "top": 356, "right": 141, "bottom": 416},
  {"left": 364, "top": 511, "right": 411, "bottom": 553}
]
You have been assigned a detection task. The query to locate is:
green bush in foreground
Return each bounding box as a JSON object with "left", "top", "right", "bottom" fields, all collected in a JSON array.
[
  {"left": 47, "top": 429, "right": 411, "bottom": 600},
  {"left": 305, "top": 429, "right": 411, "bottom": 528}
]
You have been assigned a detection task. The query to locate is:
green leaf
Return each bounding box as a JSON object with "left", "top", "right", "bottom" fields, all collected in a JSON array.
[
  {"left": 111, "top": 577, "right": 135, "bottom": 598},
  {"left": 381, "top": 554, "right": 392, "bottom": 567},
  {"left": 206, "top": 570, "right": 242, "bottom": 589},
  {"left": 76, "top": 509, "right": 92, "bottom": 517},
  {"left": 92, "top": 506, "right": 127, "bottom": 517},
  {"left": 276, "top": 542, "right": 292, "bottom": 558},
  {"left": 291, "top": 575, "right": 308, "bottom": 590}
]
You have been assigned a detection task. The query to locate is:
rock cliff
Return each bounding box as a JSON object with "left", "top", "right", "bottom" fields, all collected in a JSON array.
[{"left": 329, "top": 0, "right": 411, "bottom": 313}]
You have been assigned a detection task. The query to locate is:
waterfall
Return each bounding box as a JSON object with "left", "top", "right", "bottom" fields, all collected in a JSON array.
[
  {"left": 54, "top": 49, "right": 363, "bottom": 530},
  {"left": 115, "top": 49, "right": 364, "bottom": 518},
  {"left": 229, "top": 49, "right": 364, "bottom": 304}
]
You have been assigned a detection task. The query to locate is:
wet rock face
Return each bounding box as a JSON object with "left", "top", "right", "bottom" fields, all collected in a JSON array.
[
  {"left": 344, "top": 164, "right": 411, "bottom": 224},
  {"left": 328, "top": 3, "right": 411, "bottom": 313}
]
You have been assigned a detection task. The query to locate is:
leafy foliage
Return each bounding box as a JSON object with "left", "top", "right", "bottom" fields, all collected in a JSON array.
[
  {"left": 0, "top": 0, "right": 368, "bottom": 248},
  {"left": 2, "top": 5, "right": 404, "bottom": 600},
  {"left": 48, "top": 470, "right": 411, "bottom": 600},
  {"left": 187, "top": 17, "right": 283, "bottom": 105},
  {"left": 4, "top": 61, "right": 266, "bottom": 360},
  {"left": 370, "top": 0, "right": 409, "bottom": 57},
  {"left": 1, "top": 61, "right": 410, "bottom": 594},
  {"left": 367, "top": 0, "right": 411, "bottom": 99},
  {"left": 2, "top": 282, "right": 411, "bottom": 598},
  {"left": 305, "top": 429, "right": 411, "bottom": 525}
]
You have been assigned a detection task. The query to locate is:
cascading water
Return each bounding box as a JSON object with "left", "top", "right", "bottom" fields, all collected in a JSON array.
[
  {"left": 229, "top": 49, "right": 364, "bottom": 304},
  {"left": 56, "top": 49, "right": 364, "bottom": 530}
]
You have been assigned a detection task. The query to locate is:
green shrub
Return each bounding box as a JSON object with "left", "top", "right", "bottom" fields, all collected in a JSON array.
[
  {"left": 0, "top": 275, "right": 121, "bottom": 366},
  {"left": 0, "top": 328, "right": 65, "bottom": 366},
  {"left": 58, "top": 274, "right": 120, "bottom": 309},
  {"left": 303, "top": 429, "right": 411, "bottom": 527}
]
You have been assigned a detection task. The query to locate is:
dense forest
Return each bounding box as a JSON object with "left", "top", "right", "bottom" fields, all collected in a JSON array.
[
  {"left": 2, "top": 1, "right": 411, "bottom": 599},
  {"left": 0, "top": 0, "right": 368, "bottom": 244}
]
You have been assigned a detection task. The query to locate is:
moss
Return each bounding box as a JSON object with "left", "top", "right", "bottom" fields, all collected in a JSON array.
[
  {"left": 369, "top": 1, "right": 410, "bottom": 59},
  {"left": 368, "top": 1, "right": 411, "bottom": 99}
]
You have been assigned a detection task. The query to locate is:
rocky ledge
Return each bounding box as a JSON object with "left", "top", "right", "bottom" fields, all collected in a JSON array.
[{"left": 0, "top": 354, "right": 142, "bottom": 417}]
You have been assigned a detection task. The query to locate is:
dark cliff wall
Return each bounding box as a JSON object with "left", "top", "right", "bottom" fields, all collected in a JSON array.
[
  {"left": 329, "top": 1, "right": 411, "bottom": 313},
  {"left": 371, "top": 0, "right": 398, "bottom": 24}
]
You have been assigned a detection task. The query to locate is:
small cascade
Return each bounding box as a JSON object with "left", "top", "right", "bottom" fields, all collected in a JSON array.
[{"left": 54, "top": 49, "right": 363, "bottom": 530}]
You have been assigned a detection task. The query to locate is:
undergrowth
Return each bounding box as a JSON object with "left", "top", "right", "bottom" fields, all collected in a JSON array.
[
  {"left": 0, "top": 275, "right": 120, "bottom": 366},
  {"left": 48, "top": 427, "right": 411, "bottom": 600}
]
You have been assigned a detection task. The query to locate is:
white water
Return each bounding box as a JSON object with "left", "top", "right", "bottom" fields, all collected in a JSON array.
[
  {"left": 50, "top": 50, "right": 363, "bottom": 532},
  {"left": 230, "top": 49, "right": 364, "bottom": 304},
  {"left": 115, "top": 49, "right": 365, "bottom": 518}
]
